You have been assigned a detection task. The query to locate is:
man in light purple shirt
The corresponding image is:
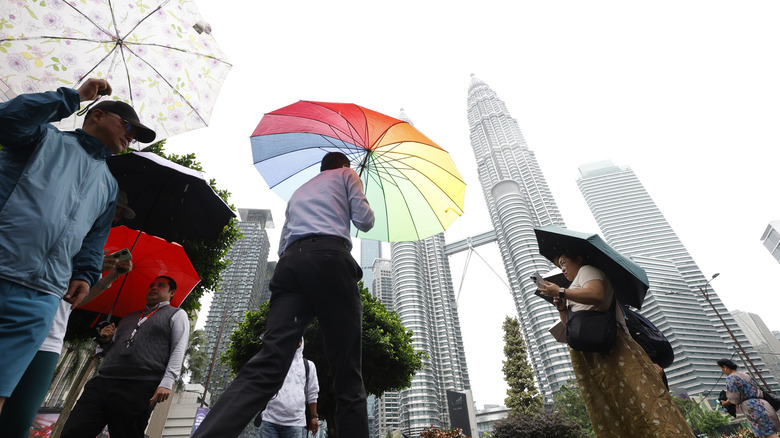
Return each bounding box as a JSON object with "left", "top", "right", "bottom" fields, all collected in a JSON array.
[{"left": 192, "top": 152, "right": 374, "bottom": 438}]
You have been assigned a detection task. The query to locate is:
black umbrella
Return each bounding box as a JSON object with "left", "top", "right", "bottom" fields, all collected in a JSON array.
[
  {"left": 534, "top": 225, "right": 649, "bottom": 309},
  {"left": 108, "top": 152, "right": 235, "bottom": 243}
]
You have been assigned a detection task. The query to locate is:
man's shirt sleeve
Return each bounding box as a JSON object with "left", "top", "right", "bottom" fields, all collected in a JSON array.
[
  {"left": 345, "top": 169, "right": 374, "bottom": 232},
  {"left": 306, "top": 360, "right": 319, "bottom": 404},
  {"left": 159, "top": 309, "right": 190, "bottom": 390}
]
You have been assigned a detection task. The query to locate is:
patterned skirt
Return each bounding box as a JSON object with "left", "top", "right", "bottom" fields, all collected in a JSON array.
[{"left": 570, "top": 330, "right": 694, "bottom": 438}]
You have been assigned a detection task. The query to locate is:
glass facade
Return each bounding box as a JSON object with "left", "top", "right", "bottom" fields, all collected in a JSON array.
[
  {"left": 466, "top": 75, "right": 574, "bottom": 398},
  {"left": 577, "top": 161, "right": 778, "bottom": 394}
]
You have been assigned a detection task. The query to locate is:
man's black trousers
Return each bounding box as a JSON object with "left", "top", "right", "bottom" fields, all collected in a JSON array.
[{"left": 191, "top": 236, "right": 368, "bottom": 438}]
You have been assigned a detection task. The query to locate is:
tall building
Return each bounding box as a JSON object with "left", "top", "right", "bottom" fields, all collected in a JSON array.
[
  {"left": 391, "top": 234, "right": 471, "bottom": 436},
  {"left": 201, "top": 208, "right": 273, "bottom": 405},
  {"left": 361, "top": 239, "right": 383, "bottom": 294},
  {"left": 576, "top": 160, "right": 777, "bottom": 394},
  {"left": 732, "top": 310, "right": 780, "bottom": 384},
  {"left": 760, "top": 221, "right": 780, "bottom": 263},
  {"left": 371, "top": 257, "right": 400, "bottom": 437},
  {"left": 466, "top": 75, "right": 574, "bottom": 397}
]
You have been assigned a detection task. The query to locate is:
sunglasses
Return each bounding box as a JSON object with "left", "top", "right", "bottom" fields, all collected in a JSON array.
[{"left": 102, "top": 111, "right": 138, "bottom": 144}]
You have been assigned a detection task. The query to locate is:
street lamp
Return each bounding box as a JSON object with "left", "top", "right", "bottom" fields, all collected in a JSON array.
[
  {"left": 696, "top": 273, "right": 771, "bottom": 389},
  {"left": 200, "top": 308, "right": 241, "bottom": 407}
]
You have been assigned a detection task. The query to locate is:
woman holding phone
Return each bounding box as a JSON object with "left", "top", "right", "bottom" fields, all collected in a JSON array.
[{"left": 538, "top": 248, "right": 692, "bottom": 438}]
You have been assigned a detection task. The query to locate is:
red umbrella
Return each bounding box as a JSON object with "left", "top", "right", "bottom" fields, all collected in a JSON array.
[{"left": 78, "top": 226, "right": 200, "bottom": 318}]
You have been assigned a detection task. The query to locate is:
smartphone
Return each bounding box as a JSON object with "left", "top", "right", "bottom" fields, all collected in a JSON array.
[
  {"left": 530, "top": 271, "right": 545, "bottom": 287},
  {"left": 108, "top": 248, "right": 131, "bottom": 263}
]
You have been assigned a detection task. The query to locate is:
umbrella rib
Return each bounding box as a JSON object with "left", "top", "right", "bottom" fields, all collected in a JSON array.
[
  {"left": 303, "top": 102, "right": 366, "bottom": 148},
  {"left": 119, "top": 0, "right": 170, "bottom": 40},
  {"left": 364, "top": 150, "right": 422, "bottom": 240},
  {"left": 62, "top": 0, "right": 117, "bottom": 39},
  {"left": 374, "top": 142, "right": 465, "bottom": 210},
  {"left": 121, "top": 45, "right": 208, "bottom": 126},
  {"left": 265, "top": 139, "right": 359, "bottom": 190},
  {"left": 123, "top": 42, "right": 232, "bottom": 66}
]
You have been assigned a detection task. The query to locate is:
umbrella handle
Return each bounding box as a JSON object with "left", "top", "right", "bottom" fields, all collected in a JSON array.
[{"left": 358, "top": 151, "right": 370, "bottom": 178}]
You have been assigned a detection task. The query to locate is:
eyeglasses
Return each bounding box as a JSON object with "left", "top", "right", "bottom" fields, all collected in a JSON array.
[{"left": 102, "top": 111, "right": 137, "bottom": 144}]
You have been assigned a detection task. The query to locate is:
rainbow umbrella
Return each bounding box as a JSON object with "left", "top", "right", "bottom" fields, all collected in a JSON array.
[{"left": 250, "top": 101, "right": 466, "bottom": 242}]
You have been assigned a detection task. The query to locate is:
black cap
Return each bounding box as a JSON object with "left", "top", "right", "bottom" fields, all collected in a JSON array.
[{"left": 89, "top": 100, "right": 156, "bottom": 143}]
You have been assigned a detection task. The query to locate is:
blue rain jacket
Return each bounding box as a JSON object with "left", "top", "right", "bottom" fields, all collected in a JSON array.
[{"left": 0, "top": 87, "right": 117, "bottom": 297}]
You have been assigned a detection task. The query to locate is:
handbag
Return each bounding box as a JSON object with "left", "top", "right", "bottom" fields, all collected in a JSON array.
[
  {"left": 566, "top": 297, "right": 617, "bottom": 353},
  {"left": 763, "top": 388, "right": 780, "bottom": 411}
]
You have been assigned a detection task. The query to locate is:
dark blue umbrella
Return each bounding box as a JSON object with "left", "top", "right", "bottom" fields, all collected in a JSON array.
[{"left": 533, "top": 225, "right": 649, "bottom": 309}]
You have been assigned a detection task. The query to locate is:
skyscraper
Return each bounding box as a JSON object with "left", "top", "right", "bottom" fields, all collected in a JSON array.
[
  {"left": 465, "top": 75, "right": 574, "bottom": 397},
  {"left": 371, "top": 257, "right": 399, "bottom": 437},
  {"left": 201, "top": 208, "right": 273, "bottom": 404},
  {"left": 392, "top": 233, "right": 471, "bottom": 436},
  {"left": 732, "top": 310, "right": 780, "bottom": 385},
  {"left": 576, "top": 160, "right": 777, "bottom": 394},
  {"left": 361, "top": 239, "right": 383, "bottom": 294},
  {"left": 760, "top": 220, "right": 780, "bottom": 264}
]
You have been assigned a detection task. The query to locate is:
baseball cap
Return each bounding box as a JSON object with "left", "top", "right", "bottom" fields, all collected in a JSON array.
[{"left": 88, "top": 101, "right": 156, "bottom": 143}]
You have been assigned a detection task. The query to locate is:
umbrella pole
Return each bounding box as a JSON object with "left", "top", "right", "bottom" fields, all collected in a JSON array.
[
  {"left": 358, "top": 151, "right": 370, "bottom": 178},
  {"left": 103, "top": 231, "right": 141, "bottom": 320}
]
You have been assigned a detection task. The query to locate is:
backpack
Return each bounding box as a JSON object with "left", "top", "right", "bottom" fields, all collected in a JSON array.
[{"left": 621, "top": 304, "right": 675, "bottom": 368}]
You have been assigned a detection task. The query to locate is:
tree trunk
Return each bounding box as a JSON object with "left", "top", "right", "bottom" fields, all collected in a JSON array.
[{"left": 50, "top": 354, "right": 100, "bottom": 438}]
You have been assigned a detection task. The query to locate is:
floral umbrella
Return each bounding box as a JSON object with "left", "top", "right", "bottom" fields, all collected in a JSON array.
[{"left": 0, "top": 0, "right": 231, "bottom": 144}]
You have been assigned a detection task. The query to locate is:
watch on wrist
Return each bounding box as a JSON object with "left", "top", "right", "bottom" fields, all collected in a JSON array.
[{"left": 559, "top": 288, "right": 566, "bottom": 300}]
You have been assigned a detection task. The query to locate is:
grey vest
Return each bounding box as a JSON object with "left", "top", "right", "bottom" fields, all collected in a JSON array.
[{"left": 99, "top": 304, "right": 181, "bottom": 382}]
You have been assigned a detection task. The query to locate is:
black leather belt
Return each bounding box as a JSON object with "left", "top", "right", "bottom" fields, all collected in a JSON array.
[{"left": 288, "top": 234, "right": 348, "bottom": 249}]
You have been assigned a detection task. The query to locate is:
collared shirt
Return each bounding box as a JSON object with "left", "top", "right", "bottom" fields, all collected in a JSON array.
[
  {"left": 278, "top": 167, "right": 374, "bottom": 256},
  {"left": 99, "top": 301, "right": 189, "bottom": 389}
]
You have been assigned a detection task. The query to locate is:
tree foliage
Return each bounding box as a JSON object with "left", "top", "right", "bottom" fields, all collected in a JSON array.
[
  {"left": 221, "top": 283, "right": 425, "bottom": 436},
  {"left": 493, "top": 409, "right": 588, "bottom": 438},
  {"left": 419, "top": 426, "right": 467, "bottom": 437},
  {"left": 551, "top": 380, "right": 594, "bottom": 436},
  {"left": 502, "top": 316, "right": 543, "bottom": 416},
  {"left": 673, "top": 394, "right": 730, "bottom": 437}
]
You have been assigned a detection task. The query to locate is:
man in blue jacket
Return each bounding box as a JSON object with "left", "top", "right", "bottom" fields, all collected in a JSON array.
[{"left": 0, "top": 78, "right": 155, "bottom": 413}]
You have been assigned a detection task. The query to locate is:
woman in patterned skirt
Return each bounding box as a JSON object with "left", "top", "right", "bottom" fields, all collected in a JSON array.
[
  {"left": 718, "top": 358, "right": 779, "bottom": 438},
  {"left": 538, "top": 249, "right": 693, "bottom": 437}
]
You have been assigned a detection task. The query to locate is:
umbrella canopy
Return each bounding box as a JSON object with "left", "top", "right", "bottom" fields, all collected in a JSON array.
[
  {"left": 533, "top": 225, "right": 649, "bottom": 309},
  {"left": 251, "top": 101, "right": 466, "bottom": 242},
  {"left": 78, "top": 226, "right": 199, "bottom": 318},
  {"left": 108, "top": 151, "right": 235, "bottom": 243},
  {"left": 0, "top": 0, "right": 231, "bottom": 144}
]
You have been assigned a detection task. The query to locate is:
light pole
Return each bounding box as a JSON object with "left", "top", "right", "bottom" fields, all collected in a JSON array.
[
  {"left": 696, "top": 273, "right": 772, "bottom": 390},
  {"left": 200, "top": 308, "right": 240, "bottom": 407}
]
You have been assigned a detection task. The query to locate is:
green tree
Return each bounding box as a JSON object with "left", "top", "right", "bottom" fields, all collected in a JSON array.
[
  {"left": 673, "top": 395, "right": 730, "bottom": 437},
  {"left": 222, "top": 283, "right": 425, "bottom": 437},
  {"left": 139, "top": 142, "right": 241, "bottom": 315},
  {"left": 551, "top": 380, "right": 594, "bottom": 436},
  {"left": 179, "top": 327, "right": 209, "bottom": 387},
  {"left": 493, "top": 410, "right": 588, "bottom": 438},
  {"left": 502, "top": 316, "right": 543, "bottom": 416}
]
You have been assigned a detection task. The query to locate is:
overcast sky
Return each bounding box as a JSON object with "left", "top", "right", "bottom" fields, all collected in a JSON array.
[{"left": 175, "top": 1, "right": 780, "bottom": 408}]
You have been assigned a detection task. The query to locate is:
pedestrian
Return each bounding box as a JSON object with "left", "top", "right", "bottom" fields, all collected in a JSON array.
[
  {"left": 718, "top": 358, "right": 780, "bottom": 438},
  {"left": 61, "top": 276, "right": 189, "bottom": 438},
  {"left": 538, "top": 249, "right": 693, "bottom": 437},
  {"left": 0, "top": 195, "right": 137, "bottom": 437},
  {"left": 256, "top": 339, "right": 319, "bottom": 437},
  {"left": 0, "top": 79, "right": 155, "bottom": 414},
  {"left": 192, "top": 152, "right": 374, "bottom": 438}
]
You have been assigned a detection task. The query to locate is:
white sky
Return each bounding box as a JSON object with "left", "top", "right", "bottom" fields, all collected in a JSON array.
[{"left": 174, "top": 1, "right": 780, "bottom": 409}]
